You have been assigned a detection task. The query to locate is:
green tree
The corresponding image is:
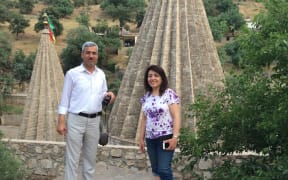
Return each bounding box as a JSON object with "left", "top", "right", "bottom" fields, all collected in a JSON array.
[
  {"left": 41, "top": 0, "right": 54, "bottom": 4},
  {"left": 0, "top": 30, "right": 13, "bottom": 116},
  {"left": 73, "top": 0, "right": 102, "bottom": 6},
  {"left": 0, "top": 74, "right": 14, "bottom": 115},
  {"left": 39, "top": 0, "right": 74, "bottom": 19},
  {"left": 93, "top": 19, "right": 109, "bottom": 33},
  {"left": 0, "top": 0, "right": 16, "bottom": 21},
  {"left": 100, "top": 0, "right": 146, "bottom": 27},
  {"left": 105, "top": 4, "right": 130, "bottom": 27},
  {"left": 19, "top": 0, "right": 35, "bottom": 14},
  {"left": 12, "top": 50, "right": 35, "bottom": 90},
  {"left": 51, "top": 0, "right": 74, "bottom": 18},
  {"left": 219, "top": 7, "right": 245, "bottom": 30},
  {"left": 0, "top": 4, "right": 10, "bottom": 23},
  {"left": 76, "top": 11, "right": 90, "bottom": 29},
  {"left": 60, "top": 27, "right": 106, "bottom": 73},
  {"left": 224, "top": 40, "right": 243, "bottom": 67},
  {"left": 8, "top": 13, "right": 30, "bottom": 40},
  {"left": 178, "top": 1, "right": 288, "bottom": 179},
  {"left": 204, "top": 0, "right": 235, "bottom": 17},
  {"left": 135, "top": 7, "right": 145, "bottom": 27},
  {"left": 34, "top": 12, "right": 63, "bottom": 37},
  {"left": 204, "top": 0, "right": 245, "bottom": 41},
  {"left": 208, "top": 16, "right": 227, "bottom": 41},
  {"left": 60, "top": 25, "right": 121, "bottom": 73},
  {"left": 0, "top": 31, "right": 12, "bottom": 68}
]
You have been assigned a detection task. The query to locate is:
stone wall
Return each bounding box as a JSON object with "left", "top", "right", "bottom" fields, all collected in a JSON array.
[
  {"left": 2, "top": 139, "right": 257, "bottom": 180},
  {"left": 3, "top": 139, "right": 194, "bottom": 179}
]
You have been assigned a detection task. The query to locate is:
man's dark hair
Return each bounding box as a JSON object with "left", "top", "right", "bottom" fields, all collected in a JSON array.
[{"left": 144, "top": 65, "right": 168, "bottom": 96}]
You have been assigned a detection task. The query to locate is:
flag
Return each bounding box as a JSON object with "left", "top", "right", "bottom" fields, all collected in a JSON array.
[{"left": 47, "top": 16, "right": 56, "bottom": 43}]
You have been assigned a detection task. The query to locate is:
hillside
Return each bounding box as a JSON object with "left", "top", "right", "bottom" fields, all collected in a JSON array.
[
  {"left": 237, "top": 0, "right": 265, "bottom": 20},
  {"left": 0, "top": 1, "right": 265, "bottom": 57},
  {"left": 0, "top": 2, "right": 121, "bottom": 56},
  {"left": 0, "top": 0, "right": 266, "bottom": 90}
]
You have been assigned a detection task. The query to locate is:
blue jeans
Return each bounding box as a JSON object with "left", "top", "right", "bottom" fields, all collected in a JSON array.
[{"left": 146, "top": 138, "right": 175, "bottom": 180}]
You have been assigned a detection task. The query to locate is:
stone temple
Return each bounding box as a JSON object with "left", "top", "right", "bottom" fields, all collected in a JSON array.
[
  {"left": 108, "top": 0, "right": 224, "bottom": 144},
  {"left": 18, "top": 28, "right": 64, "bottom": 142},
  {"left": 18, "top": 0, "right": 224, "bottom": 144}
]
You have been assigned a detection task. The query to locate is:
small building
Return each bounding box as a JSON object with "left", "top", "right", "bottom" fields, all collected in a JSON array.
[{"left": 120, "top": 27, "right": 138, "bottom": 47}]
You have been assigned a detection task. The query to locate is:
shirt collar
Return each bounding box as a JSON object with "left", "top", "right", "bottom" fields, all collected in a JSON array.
[{"left": 79, "top": 64, "right": 98, "bottom": 74}]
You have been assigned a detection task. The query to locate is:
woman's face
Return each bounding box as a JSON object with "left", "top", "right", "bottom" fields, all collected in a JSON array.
[{"left": 147, "top": 70, "right": 162, "bottom": 89}]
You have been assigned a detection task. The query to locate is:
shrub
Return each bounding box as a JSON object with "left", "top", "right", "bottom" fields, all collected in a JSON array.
[{"left": 0, "top": 132, "right": 28, "bottom": 179}]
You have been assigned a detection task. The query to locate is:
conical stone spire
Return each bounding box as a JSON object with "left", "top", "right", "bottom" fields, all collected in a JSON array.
[
  {"left": 18, "top": 28, "right": 64, "bottom": 141},
  {"left": 109, "top": 0, "right": 225, "bottom": 144}
]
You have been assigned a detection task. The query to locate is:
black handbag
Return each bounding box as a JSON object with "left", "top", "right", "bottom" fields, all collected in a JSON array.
[
  {"left": 99, "top": 132, "right": 108, "bottom": 146},
  {"left": 99, "top": 112, "right": 109, "bottom": 146},
  {"left": 99, "top": 96, "right": 110, "bottom": 146}
]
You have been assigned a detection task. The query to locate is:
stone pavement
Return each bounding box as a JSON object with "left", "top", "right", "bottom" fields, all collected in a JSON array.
[{"left": 56, "top": 162, "right": 154, "bottom": 180}]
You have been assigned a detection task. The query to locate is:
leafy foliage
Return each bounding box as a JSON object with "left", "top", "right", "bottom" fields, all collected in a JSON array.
[
  {"left": 224, "top": 40, "right": 243, "bottom": 67},
  {"left": 12, "top": 50, "right": 35, "bottom": 85},
  {"left": 208, "top": 16, "right": 227, "bottom": 41},
  {"left": 76, "top": 11, "right": 90, "bottom": 28},
  {"left": 50, "top": 0, "right": 74, "bottom": 18},
  {"left": 0, "top": 4, "right": 10, "bottom": 23},
  {"left": 40, "top": 0, "right": 74, "bottom": 18},
  {"left": 178, "top": 0, "right": 288, "bottom": 179},
  {"left": 60, "top": 25, "right": 121, "bottom": 73},
  {"left": 212, "top": 155, "right": 288, "bottom": 179},
  {"left": 0, "top": 133, "right": 27, "bottom": 179},
  {"left": 8, "top": 13, "right": 30, "bottom": 39},
  {"left": 19, "top": 0, "right": 35, "bottom": 14},
  {"left": 0, "top": 74, "right": 14, "bottom": 99},
  {"left": 217, "top": 46, "right": 228, "bottom": 65},
  {"left": 203, "top": 0, "right": 245, "bottom": 41},
  {"left": 34, "top": 12, "right": 63, "bottom": 37},
  {"left": 0, "top": 30, "right": 13, "bottom": 115},
  {"left": 100, "top": 0, "right": 146, "bottom": 27},
  {"left": 0, "top": 31, "right": 12, "bottom": 68}
]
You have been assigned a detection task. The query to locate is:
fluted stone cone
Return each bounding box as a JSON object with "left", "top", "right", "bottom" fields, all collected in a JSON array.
[
  {"left": 109, "top": 0, "right": 225, "bottom": 144},
  {"left": 18, "top": 29, "right": 64, "bottom": 141}
]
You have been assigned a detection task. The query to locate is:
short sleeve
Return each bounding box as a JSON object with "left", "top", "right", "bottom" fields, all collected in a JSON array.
[
  {"left": 163, "top": 89, "right": 180, "bottom": 105},
  {"left": 140, "top": 93, "right": 148, "bottom": 104},
  {"left": 140, "top": 96, "right": 145, "bottom": 104}
]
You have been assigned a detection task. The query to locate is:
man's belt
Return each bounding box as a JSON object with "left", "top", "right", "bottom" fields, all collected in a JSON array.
[{"left": 78, "top": 112, "right": 102, "bottom": 118}]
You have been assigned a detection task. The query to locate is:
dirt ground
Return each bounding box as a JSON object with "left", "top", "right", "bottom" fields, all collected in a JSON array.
[{"left": 237, "top": 0, "right": 265, "bottom": 20}]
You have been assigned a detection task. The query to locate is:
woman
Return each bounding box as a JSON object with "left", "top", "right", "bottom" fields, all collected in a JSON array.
[{"left": 139, "top": 65, "right": 181, "bottom": 180}]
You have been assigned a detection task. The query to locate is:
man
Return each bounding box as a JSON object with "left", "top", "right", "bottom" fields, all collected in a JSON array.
[{"left": 57, "top": 41, "right": 115, "bottom": 180}]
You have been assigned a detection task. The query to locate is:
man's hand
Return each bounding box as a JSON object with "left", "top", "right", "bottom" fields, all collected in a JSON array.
[
  {"left": 105, "top": 92, "right": 116, "bottom": 104},
  {"left": 57, "top": 114, "right": 67, "bottom": 136}
]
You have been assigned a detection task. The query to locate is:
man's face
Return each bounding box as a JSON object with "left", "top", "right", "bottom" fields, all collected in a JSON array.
[{"left": 81, "top": 46, "right": 98, "bottom": 69}]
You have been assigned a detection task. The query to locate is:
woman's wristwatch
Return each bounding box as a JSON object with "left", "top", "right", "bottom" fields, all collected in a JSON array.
[{"left": 173, "top": 135, "right": 179, "bottom": 139}]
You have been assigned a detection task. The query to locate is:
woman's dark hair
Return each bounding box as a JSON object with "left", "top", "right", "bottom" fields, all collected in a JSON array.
[{"left": 144, "top": 65, "right": 168, "bottom": 96}]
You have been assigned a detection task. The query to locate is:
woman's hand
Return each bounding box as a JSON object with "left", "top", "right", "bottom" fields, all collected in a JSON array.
[
  {"left": 164, "top": 137, "right": 178, "bottom": 150},
  {"left": 139, "top": 139, "right": 146, "bottom": 153}
]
